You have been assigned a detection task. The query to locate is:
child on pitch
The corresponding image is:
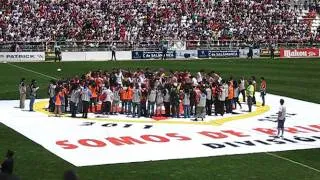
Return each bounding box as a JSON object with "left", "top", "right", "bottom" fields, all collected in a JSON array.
[
  {"left": 183, "top": 87, "right": 191, "bottom": 118},
  {"left": 155, "top": 86, "right": 164, "bottom": 116},
  {"left": 111, "top": 84, "right": 121, "bottom": 115},
  {"left": 53, "top": 87, "right": 64, "bottom": 117}
]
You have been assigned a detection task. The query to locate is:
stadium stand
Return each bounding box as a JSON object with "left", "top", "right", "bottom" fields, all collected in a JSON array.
[{"left": 0, "top": 0, "right": 319, "bottom": 43}]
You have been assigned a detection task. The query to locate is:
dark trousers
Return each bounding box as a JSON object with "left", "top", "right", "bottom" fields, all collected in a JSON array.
[
  {"left": 141, "top": 101, "right": 147, "bottom": 117},
  {"left": 216, "top": 100, "right": 225, "bottom": 116},
  {"left": 171, "top": 104, "right": 179, "bottom": 118},
  {"left": 82, "top": 101, "right": 89, "bottom": 118},
  {"left": 121, "top": 100, "right": 126, "bottom": 113},
  {"left": 65, "top": 97, "right": 68, "bottom": 112},
  {"left": 247, "top": 96, "right": 253, "bottom": 112},
  {"left": 161, "top": 50, "right": 167, "bottom": 60},
  {"left": 70, "top": 102, "right": 77, "bottom": 117},
  {"left": 164, "top": 102, "right": 170, "bottom": 116},
  {"left": 233, "top": 97, "right": 242, "bottom": 109},
  {"left": 55, "top": 53, "right": 61, "bottom": 62},
  {"left": 270, "top": 52, "right": 274, "bottom": 60},
  {"left": 225, "top": 99, "right": 232, "bottom": 113},
  {"left": 103, "top": 101, "right": 111, "bottom": 114},
  {"left": 240, "top": 90, "right": 246, "bottom": 102},
  {"left": 206, "top": 99, "right": 212, "bottom": 115},
  {"left": 261, "top": 92, "right": 266, "bottom": 106},
  {"left": 111, "top": 51, "right": 116, "bottom": 61},
  {"left": 132, "top": 102, "right": 141, "bottom": 117},
  {"left": 252, "top": 94, "right": 256, "bottom": 105},
  {"left": 49, "top": 97, "right": 55, "bottom": 112}
]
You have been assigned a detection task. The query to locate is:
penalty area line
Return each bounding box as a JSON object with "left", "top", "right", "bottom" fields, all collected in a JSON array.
[
  {"left": 265, "top": 152, "right": 320, "bottom": 173},
  {"left": 7, "top": 63, "right": 58, "bottom": 80}
]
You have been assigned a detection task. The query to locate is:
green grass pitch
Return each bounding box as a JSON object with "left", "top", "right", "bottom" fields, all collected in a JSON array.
[{"left": 0, "top": 58, "right": 320, "bottom": 180}]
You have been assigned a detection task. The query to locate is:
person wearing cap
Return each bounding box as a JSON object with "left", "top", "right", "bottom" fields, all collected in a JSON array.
[
  {"left": 29, "top": 80, "right": 39, "bottom": 111},
  {"left": 18, "top": 78, "right": 26, "bottom": 109}
]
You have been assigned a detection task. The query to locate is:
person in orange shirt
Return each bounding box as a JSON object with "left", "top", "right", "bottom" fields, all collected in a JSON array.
[
  {"left": 126, "top": 84, "right": 134, "bottom": 115},
  {"left": 54, "top": 88, "right": 64, "bottom": 117},
  {"left": 226, "top": 81, "right": 234, "bottom": 113},
  {"left": 260, "top": 77, "right": 267, "bottom": 106},
  {"left": 89, "top": 83, "right": 98, "bottom": 112}
]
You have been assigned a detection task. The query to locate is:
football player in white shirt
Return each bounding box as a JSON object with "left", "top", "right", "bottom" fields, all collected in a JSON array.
[{"left": 276, "top": 99, "right": 286, "bottom": 138}]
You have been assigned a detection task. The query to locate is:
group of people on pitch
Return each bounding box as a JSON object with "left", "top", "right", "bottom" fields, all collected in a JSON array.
[{"left": 45, "top": 68, "right": 267, "bottom": 120}]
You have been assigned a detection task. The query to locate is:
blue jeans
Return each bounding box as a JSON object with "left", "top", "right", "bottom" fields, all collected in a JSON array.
[
  {"left": 148, "top": 101, "right": 155, "bottom": 116},
  {"left": 124, "top": 100, "right": 132, "bottom": 114},
  {"left": 184, "top": 105, "right": 190, "bottom": 118},
  {"left": 132, "top": 102, "right": 141, "bottom": 117},
  {"left": 29, "top": 96, "right": 35, "bottom": 111}
]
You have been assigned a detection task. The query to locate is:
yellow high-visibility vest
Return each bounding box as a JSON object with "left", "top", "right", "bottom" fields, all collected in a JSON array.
[{"left": 246, "top": 85, "right": 254, "bottom": 97}]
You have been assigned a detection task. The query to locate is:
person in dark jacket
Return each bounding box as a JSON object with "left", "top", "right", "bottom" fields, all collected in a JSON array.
[
  {"left": 247, "top": 46, "right": 253, "bottom": 59},
  {"left": 1, "top": 150, "right": 14, "bottom": 175}
]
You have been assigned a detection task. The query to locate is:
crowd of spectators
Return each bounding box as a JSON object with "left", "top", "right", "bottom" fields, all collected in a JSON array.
[{"left": 0, "top": 0, "right": 319, "bottom": 43}]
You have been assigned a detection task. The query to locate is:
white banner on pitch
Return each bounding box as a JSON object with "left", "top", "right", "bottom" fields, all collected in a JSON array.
[{"left": 0, "top": 94, "right": 319, "bottom": 167}]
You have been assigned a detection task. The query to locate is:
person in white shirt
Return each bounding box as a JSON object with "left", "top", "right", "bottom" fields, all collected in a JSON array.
[
  {"left": 183, "top": 88, "right": 191, "bottom": 118},
  {"left": 111, "top": 43, "right": 116, "bottom": 61},
  {"left": 132, "top": 84, "right": 141, "bottom": 118},
  {"left": 156, "top": 87, "right": 164, "bottom": 116},
  {"left": 115, "top": 70, "right": 123, "bottom": 86},
  {"left": 276, "top": 99, "right": 286, "bottom": 138},
  {"left": 111, "top": 86, "right": 120, "bottom": 115},
  {"left": 147, "top": 87, "right": 157, "bottom": 117},
  {"left": 193, "top": 89, "right": 207, "bottom": 121},
  {"left": 19, "top": 78, "right": 27, "bottom": 109},
  {"left": 81, "top": 85, "right": 92, "bottom": 118},
  {"left": 239, "top": 77, "right": 246, "bottom": 102},
  {"left": 70, "top": 84, "right": 81, "bottom": 118},
  {"left": 101, "top": 85, "right": 113, "bottom": 115}
]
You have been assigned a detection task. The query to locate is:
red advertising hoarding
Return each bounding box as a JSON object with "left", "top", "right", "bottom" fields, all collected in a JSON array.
[{"left": 280, "top": 48, "right": 320, "bottom": 58}]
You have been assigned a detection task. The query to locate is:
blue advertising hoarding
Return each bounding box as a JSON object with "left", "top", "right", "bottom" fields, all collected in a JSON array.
[
  {"left": 132, "top": 51, "right": 176, "bottom": 60},
  {"left": 197, "top": 50, "right": 239, "bottom": 58}
]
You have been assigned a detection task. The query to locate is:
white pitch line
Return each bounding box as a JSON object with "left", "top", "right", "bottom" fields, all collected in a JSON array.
[
  {"left": 7, "top": 63, "right": 57, "bottom": 80},
  {"left": 265, "top": 152, "right": 320, "bottom": 173}
]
